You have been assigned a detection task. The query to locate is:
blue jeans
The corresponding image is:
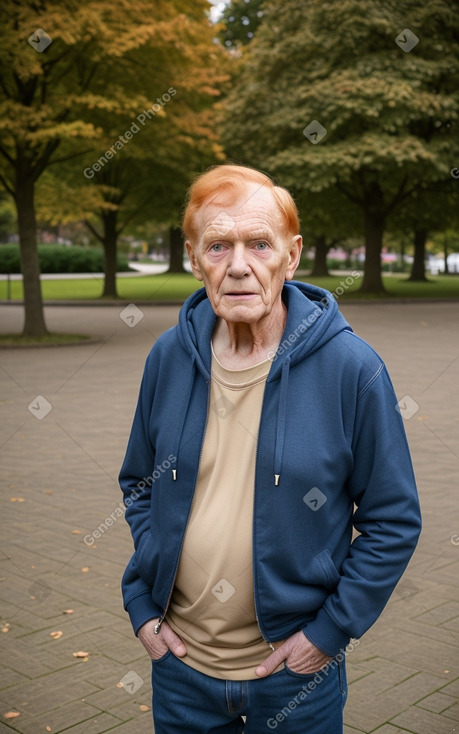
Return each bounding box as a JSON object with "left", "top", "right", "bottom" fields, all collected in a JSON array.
[{"left": 151, "top": 650, "right": 347, "bottom": 733}]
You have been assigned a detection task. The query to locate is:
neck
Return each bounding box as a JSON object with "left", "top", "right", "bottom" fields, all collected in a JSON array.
[{"left": 212, "top": 300, "right": 287, "bottom": 369}]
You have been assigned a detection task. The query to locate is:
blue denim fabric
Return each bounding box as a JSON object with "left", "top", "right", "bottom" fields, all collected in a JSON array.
[{"left": 151, "top": 651, "right": 347, "bottom": 733}]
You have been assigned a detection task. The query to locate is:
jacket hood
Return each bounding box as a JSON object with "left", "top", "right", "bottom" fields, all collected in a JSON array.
[
  {"left": 174, "top": 281, "right": 353, "bottom": 487},
  {"left": 177, "top": 280, "right": 352, "bottom": 380}
]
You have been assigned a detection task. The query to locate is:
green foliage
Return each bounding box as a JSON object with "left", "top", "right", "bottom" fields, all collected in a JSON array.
[
  {"left": 0, "top": 197, "right": 16, "bottom": 242},
  {"left": 222, "top": 0, "right": 459, "bottom": 191},
  {"left": 0, "top": 244, "right": 129, "bottom": 274},
  {"left": 0, "top": 244, "right": 20, "bottom": 274},
  {"left": 220, "top": 0, "right": 459, "bottom": 291},
  {"left": 219, "top": 0, "right": 266, "bottom": 48},
  {"left": 0, "top": 0, "right": 229, "bottom": 326}
]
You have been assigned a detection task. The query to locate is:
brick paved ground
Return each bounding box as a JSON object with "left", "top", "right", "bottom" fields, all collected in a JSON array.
[{"left": 0, "top": 300, "right": 458, "bottom": 733}]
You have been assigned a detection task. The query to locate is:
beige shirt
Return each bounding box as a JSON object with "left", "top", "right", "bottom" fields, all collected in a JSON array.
[{"left": 167, "top": 345, "right": 275, "bottom": 680}]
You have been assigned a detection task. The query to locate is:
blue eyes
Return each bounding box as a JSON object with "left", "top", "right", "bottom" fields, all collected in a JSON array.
[{"left": 210, "top": 242, "right": 268, "bottom": 252}]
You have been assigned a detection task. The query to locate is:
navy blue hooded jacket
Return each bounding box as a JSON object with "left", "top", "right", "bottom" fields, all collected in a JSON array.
[{"left": 120, "top": 281, "right": 421, "bottom": 657}]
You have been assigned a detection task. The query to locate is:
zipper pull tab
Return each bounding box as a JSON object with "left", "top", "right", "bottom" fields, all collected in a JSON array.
[
  {"left": 154, "top": 617, "right": 164, "bottom": 635},
  {"left": 274, "top": 474, "right": 280, "bottom": 487},
  {"left": 172, "top": 469, "right": 177, "bottom": 481}
]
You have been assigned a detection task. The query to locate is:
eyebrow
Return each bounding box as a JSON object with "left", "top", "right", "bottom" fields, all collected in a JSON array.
[{"left": 202, "top": 228, "right": 274, "bottom": 245}]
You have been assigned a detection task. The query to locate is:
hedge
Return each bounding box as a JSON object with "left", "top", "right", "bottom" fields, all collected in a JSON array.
[{"left": 0, "top": 244, "right": 131, "bottom": 274}]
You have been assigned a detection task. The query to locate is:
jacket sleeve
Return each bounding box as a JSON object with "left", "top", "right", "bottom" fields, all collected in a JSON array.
[
  {"left": 303, "top": 363, "right": 422, "bottom": 657},
  {"left": 119, "top": 351, "right": 161, "bottom": 634}
]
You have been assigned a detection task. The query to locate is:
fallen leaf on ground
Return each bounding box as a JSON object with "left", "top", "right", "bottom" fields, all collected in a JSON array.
[
  {"left": 116, "top": 682, "right": 123, "bottom": 688},
  {"left": 80, "top": 567, "right": 89, "bottom": 573},
  {"left": 63, "top": 609, "right": 74, "bottom": 615},
  {"left": 4, "top": 711, "right": 20, "bottom": 719},
  {"left": 44, "top": 490, "right": 53, "bottom": 495},
  {"left": 2, "top": 626, "right": 10, "bottom": 633},
  {"left": 140, "top": 704, "right": 150, "bottom": 712},
  {"left": 10, "top": 497, "right": 25, "bottom": 503},
  {"left": 50, "top": 631, "right": 63, "bottom": 639},
  {"left": 73, "top": 651, "right": 89, "bottom": 658},
  {"left": 46, "top": 727, "right": 51, "bottom": 732},
  {"left": 72, "top": 530, "right": 81, "bottom": 535}
]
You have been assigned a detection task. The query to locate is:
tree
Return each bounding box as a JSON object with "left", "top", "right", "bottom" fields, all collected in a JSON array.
[
  {"left": 387, "top": 176, "right": 459, "bottom": 281},
  {"left": 220, "top": 0, "right": 266, "bottom": 48},
  {"left": 220, "top": 0, "right": 459, "bottom": 294},
  {"left": 294, "top": 187, "right": 361, "bottom": 277},
  {"left": 35, "top": 0, "right": 228, "bottom": 296},
  {"left": 0, "top": 0, "right": 227, "bottom": 333}
]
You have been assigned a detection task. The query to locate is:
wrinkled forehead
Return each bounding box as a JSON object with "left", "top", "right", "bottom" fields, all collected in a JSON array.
[{"left": 195, "top": 183, "right": 284, "bottom": 243}]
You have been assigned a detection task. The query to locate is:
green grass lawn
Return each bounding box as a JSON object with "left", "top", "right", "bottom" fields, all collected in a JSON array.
[
  {"left": 302, "top": 273, "right": 459, "bottom": 299},
  {"left": 1, "top": 272, "right": 459, "bottom": 302}
]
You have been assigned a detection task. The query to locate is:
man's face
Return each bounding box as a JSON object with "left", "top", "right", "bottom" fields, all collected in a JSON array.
[{"left": 185, "top": 184, "right": 302, "bottom": 325}]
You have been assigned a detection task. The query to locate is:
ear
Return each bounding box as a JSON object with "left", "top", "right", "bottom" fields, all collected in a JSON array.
[
  {"left": 285, "top": 235, "right": 303, "bottom": 281},
  {"left": 185, "top": 240, "right": 203, "bottom": 281}
]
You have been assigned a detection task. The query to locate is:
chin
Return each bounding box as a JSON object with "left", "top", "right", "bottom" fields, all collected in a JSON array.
[{"left": 218, "top": 306, "right": 266, "bottom": 324}]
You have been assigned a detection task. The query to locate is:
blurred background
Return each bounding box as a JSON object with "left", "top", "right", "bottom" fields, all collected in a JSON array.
[
  {"left": 1, "top": 3, "right": 459, "bottom": 732},
  {"left": 0, "top": 0, "right": 458, "bottom": 339}
]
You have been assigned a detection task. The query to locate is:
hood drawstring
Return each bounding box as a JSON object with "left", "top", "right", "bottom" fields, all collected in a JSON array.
[
  {"left": 176, "top": 283, "right": 350, "bottom": 489},
  {"left": 171, "top": 355, "right": 197, "bottom": 482},
  {"left": 274, "top": 358, "right": 291, "bottom": 486}
]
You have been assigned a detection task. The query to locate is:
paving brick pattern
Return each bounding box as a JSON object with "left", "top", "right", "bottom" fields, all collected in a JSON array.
[{"left": 0, "top": 301, "right": 458, "bottom": 733}]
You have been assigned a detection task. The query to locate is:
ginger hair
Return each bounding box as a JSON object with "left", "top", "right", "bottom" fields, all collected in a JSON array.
[{"left": 182, "top": 164, "right": 299, "bottom": 244}]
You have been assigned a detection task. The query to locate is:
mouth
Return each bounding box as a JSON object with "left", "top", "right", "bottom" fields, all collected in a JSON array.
[{"left": 224, "top": 292, "right": 258, "bottom": 300}]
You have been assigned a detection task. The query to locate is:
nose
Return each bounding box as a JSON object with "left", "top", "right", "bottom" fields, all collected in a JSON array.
[{"left": 227, "top": 244, "right": 251, "bottom": 278}]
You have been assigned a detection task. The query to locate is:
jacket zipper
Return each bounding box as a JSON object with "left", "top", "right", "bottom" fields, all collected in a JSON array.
[
  {"left": 252, "top": 418, "right": 275, "bottom": 652},
  {"left": 155, "top": 380, "right": 211, "bottom": 636}
]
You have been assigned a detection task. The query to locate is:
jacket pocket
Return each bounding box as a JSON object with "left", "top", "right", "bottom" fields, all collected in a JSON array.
[{"left": 313, "top": 549, "right": 340, "bottom": 590}]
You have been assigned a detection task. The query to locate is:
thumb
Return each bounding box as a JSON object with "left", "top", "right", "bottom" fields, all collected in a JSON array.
[
  {"left": 255, "top": 643, "right": 289, "bottom": 678},
  {"left": 161, "top": 622, "right": 187, "bottom": 657}
]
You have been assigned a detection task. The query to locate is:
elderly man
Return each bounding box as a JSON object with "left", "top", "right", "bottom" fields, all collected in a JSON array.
[{"left": 120, "top": 164, "right": 421, "bottom": 733}]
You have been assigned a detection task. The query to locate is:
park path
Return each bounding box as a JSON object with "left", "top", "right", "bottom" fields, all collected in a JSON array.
[{"left": 0, "top": 301, "right": 458, "bottom": 733}]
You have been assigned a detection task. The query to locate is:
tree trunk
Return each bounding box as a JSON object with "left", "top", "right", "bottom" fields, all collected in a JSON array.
[
  {"left": 408, "top": 229, "right": 429, "bottom": 282},
  {"left": 311, "top": 235, "right": 330, "bottom": 276},
  {"left": 168, "top": 226, "right": 185, "bottom": 273},
  {"left": 102, "top": 211, "right": 118, "bottom": 298},
  {"left": 359, "top": 184, "right": 386, "bottom": 294},
  {"left": 444, "top": 237, "right": 449, "bottom": 274},
  {"left": 14, "top": 162, "right": 48, "bottom": 336}
]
